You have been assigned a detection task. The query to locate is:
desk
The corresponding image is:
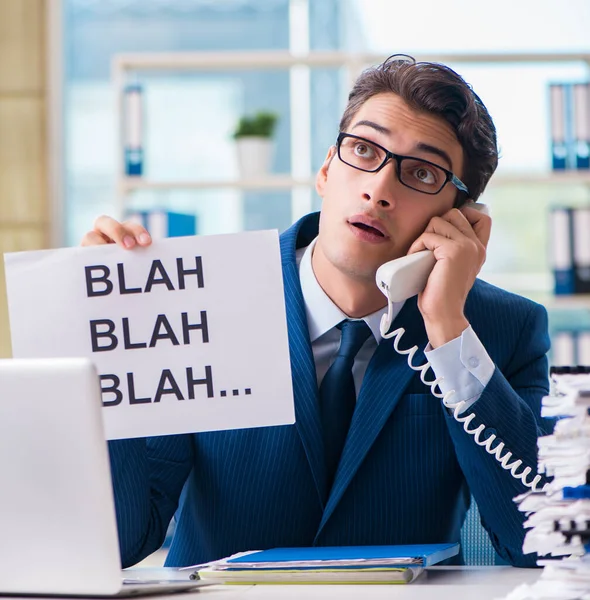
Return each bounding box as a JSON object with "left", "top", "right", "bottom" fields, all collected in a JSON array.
[
  {"left": 0, "top": 567, "right": 538, "bottom": 599},
  {"left": 133, "top": 566, "right": 539, "bottom": 599}
]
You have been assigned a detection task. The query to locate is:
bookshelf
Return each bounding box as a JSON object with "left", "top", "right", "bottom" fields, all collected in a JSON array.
[
  {"left": 113, "top": 50, "right": 590, "bottom": 331},
  {"left": 112, "top": 49, "right": 590, "bottom": 220}
]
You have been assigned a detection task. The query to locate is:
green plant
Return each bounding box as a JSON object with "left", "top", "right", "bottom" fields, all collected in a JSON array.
[{"left": 233, "top": 111, "right": 278, "bottom": 139}]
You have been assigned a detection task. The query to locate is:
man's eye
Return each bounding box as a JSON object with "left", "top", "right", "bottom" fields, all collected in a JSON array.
[
  {"left": 353, "top": 143, "right": 375, "bottom": 158},
  {"left": 413, "top": 166, "right": 436, "bottom": 184}
]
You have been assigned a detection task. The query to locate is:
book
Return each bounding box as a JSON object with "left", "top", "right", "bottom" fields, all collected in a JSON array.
[
  {"left": 550, "top": 83, "right": 569, "bottom": 171},
  {"left": 573, "top": 83, "right": 590, "bottom": 170},
  {"left": 124, "top": 84, "right": 144, "bottom": 176},
  {"left": 577, "top": 331, "right": 590, "bottom": 367},
  {"left": 188, "top": 543, "right": 459, "bottom": 585},
  {"left": 552, "top": 330, "right": 576, "bottom": 367},
  {"left": 572, "top": 207, "right": 590, "bottom": 294},
  {"left": 195, "top": 566, "right": 422, "bottom": 584},
  {"left": 550, "top": 207, "right": 575, "bottom": 295}
]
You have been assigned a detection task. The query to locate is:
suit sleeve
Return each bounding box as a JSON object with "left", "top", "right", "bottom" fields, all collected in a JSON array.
[
  {"left": 108, "top": 434, "right": 194, "bottom": 567},
  {"left": 442, "top": 302, "right": 552, "bottom": 567}
]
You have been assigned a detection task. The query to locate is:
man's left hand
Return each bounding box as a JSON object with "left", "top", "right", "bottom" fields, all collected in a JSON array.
[{"left": 407, "top": 204, "right": 492, "bottom": 348}]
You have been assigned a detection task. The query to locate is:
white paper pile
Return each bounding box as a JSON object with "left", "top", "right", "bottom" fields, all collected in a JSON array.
[{"left": 499, "top": 367, "right": 590, "bottom": 600}]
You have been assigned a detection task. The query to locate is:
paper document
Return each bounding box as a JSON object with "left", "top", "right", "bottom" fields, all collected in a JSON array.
[
  {"left": 500, "top": 369, "right": 590, "bottom": 600},
  {"left": 4, "top": 230, "right": 295, "bottom": 440},
  {"left": 186, "top": 543, "right": 459, "bottom": 585}
]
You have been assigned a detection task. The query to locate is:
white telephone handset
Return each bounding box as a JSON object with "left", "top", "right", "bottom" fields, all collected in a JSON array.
[
  {"left": 374, "top": 203, "right": 545, "bottom": 493},
  {"left": 376, "top": 203, "right": 491, "bottom": 303}
]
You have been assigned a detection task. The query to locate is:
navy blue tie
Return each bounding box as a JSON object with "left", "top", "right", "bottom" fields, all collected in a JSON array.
[{"left": 320, "top": 319, "right": 372, "bottom": 489}]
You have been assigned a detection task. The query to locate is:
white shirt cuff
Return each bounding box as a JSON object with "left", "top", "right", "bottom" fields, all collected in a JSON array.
[{"left": 424, "top": 325, "right": 495, "bottom": 413}]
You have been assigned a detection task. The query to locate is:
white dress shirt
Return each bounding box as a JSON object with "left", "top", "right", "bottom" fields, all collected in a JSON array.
[{"left": 297, "top": 238, "right": 495, "bottom": 410}]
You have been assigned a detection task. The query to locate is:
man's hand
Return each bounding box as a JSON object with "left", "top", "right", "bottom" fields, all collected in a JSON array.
[
  {"left": 80, "top": 215, "right": 152, "bottom": 249},
  {"left": 407, "top": 204, "right": 492, "bottom": 348}
]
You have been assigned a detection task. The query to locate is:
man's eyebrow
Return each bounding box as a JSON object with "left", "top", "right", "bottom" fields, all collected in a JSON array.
[
  {"left": 351, "top": 120, "right": 391, "bottom": 136},
  {"left": 351, "top": 120, "right": 455, "bottom": 171},
  {"left": 415, "top": 142, "right": 453, "bottom": 171}
]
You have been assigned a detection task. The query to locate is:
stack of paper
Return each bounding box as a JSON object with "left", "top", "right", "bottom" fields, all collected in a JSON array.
[
  {"left": 500, "top": 368, "right": 590, "bottom": 600},
  {"left": 501, "top": 557, "right": 590, "bottom": 600},
  {"left": 188, "top": 543, "right": 460, "bottom": 585}
]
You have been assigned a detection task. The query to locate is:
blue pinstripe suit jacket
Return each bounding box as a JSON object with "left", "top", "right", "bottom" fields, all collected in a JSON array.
[{"left": 109, "top": 212, "right": 551, "bottom": 568}]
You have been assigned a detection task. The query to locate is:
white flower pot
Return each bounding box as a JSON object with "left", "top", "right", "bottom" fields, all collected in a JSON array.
[{"left": 235, "top": 136, "right": 273, "bottom": 179}]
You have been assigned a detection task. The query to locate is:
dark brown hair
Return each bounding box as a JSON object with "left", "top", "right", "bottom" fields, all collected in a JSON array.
[{"left": 339, "top": 55, "right": 498, "bottom": 204}]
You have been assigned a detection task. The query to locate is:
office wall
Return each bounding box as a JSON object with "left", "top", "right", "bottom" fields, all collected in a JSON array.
[{"left": 0, "top": 0, "right": 48, "bottom": 358}]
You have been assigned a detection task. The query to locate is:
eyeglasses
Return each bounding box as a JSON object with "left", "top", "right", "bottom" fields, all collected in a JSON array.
[{"left": 336, "top": 132, "right": 469, "bottom": 196}]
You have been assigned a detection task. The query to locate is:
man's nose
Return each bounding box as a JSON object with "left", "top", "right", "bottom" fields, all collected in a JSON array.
[{"left": 361, "top": 159, "right": 400, "bottom": 208}]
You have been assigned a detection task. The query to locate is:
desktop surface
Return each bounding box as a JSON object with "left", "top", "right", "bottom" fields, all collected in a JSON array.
[{"left": 0, "top": 566, "right": 539, "bottom": 599}]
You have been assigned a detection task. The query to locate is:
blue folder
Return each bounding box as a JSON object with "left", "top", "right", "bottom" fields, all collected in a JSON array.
[{"left": 226, "top": 543, "right": 460, "bottom": 568}]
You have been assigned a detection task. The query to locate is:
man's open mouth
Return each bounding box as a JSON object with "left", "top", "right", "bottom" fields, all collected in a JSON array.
[{"left": 350, "top": 221, "right": 386, "bottom": 237}]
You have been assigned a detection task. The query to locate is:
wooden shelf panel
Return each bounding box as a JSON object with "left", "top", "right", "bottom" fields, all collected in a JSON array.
[
  {"left": 121, "top": 171, "right": 590, "bottom": 192},
  {"left": 114, "top": 50, "right": 590, "bottom": 72},
  {"left": 121, "top": 176, "right": 316, "bottom": 192},
  {"left": 491, "top": 171, "right": 590, "bottom": 185}
]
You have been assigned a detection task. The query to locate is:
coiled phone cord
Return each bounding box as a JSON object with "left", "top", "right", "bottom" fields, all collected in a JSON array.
[{"left": 380, "top": 304, "right": 546, "bottom": 492}]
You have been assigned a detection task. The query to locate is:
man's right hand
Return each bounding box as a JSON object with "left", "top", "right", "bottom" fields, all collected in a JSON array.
[{"left": 80, "top": 215, "right": 152, "bottom": 249}]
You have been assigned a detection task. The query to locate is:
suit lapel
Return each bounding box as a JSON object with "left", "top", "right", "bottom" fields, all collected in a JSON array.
[
  {"left": 280, "top": 214, "right": 327, "bottom": 506},
  {"left": 315, "top": 297, "right": 428, "bottom": 537}
]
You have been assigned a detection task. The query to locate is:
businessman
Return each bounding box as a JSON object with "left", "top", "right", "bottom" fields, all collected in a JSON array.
[{"left": 82, "top": 55, "right": 551, "bottom": 568}]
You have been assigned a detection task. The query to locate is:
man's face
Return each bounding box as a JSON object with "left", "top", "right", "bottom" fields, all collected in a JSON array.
[{"left": 315, "top": 92, "right": 465, "bottom": 283}]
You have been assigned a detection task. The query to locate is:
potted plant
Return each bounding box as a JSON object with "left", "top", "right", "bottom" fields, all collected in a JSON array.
[{"left": 233, "top": 111, "right": 278, "bottom": 178}]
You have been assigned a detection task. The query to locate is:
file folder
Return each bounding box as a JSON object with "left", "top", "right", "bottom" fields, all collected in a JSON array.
[
  {"left": 190, "top": 543, "right": 459, "bottom": 585},
  {"left": 550, "top": 83, "right": 569, "bottom": 170},
  {"left": 573, "top": 83, "right": 590, "bottom": 170},
  {"left": 577, "top": 331, "right": 590, "bottom": 366},
  {"left": 552, "top": 330, "right": 576, "bottom": 367},
  {"left": 550, "top": 207, "right": 575, "bottom": 295},
  {"left": 224, "top": 543, "right": 460, "bottom": 568},
  {"left": 124, "top": 84, "right": 144, "bottom": 176},
  {"left": 572, "top": 207, "right": 590, "bottom": 294}
]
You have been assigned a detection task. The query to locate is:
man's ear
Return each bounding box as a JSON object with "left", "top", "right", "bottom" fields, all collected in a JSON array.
[{"left": 315, "top": 145, "right": 337, "bottom": 198}]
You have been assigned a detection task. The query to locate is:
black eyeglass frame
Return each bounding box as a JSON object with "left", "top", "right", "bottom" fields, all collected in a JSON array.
[{"left": 336, "top": 132, "right": 469, "bottom": 196}]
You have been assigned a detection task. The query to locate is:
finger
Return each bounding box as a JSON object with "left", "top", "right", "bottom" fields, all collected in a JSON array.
[
  {"left": 408, "top": 227, "right": 483, "bottom": 262},
  {"left": 408, "top": 231, "right": 458, "bottom": 256},
  {"left": 422, "top": 214, "right": 468, "bottom": 242},
  {"left": 81, "top": 230, "right": 111, "bottom": 247},
  {"left": 122, "top": 220, "right": 152, "bottom": 246},
  {"left": 439, "top": 208, "right": 480, "bottom": 243},
  {"left": 93, "top": 215, "right": 139, "bottom": 249},
  {"left": 460, "top": 203, "right": 492, "bottom": 248}
]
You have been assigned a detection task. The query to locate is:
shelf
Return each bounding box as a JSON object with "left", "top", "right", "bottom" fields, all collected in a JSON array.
[
  {"left": 472, "top": 273, "right": 590, "bottom": 311},
  {"left": 121, "top": 171, "right": 590, "bottom": 193},
  {"left": 543, "top": 295, "right": 590, "bottom": 310},
  {"left": 114, "top": 49, "right": 590, "bottom": 223},
  {"left": 114, "top": 50, "right": 590, "bottom": 72},
  {"left": 120, "top": 175, "right": 316, "bottom": 192},
  {"left": 491, "top": 171, "right": 590, "bottom": 186}
]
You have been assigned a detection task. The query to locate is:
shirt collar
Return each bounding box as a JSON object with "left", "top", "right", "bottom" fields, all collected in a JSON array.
[{"left": 297, "top": 237, "right": 404, "bottom": 343}]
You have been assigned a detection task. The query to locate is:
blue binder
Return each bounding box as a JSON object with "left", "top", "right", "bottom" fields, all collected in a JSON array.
[
  {"left": 550, "top": 207, "right": 575, "bottom": 295},
  {"left": 573, "top": 83, "right": 590, "bottom": 170},
  {"left": 549, "top": 83, "right": 568, "bottom": 171},
  {"left": 124, "top": 84, "right": 144, "bottom": 176},
  {"left": 572, "top": 207, "right": 590, "bottom": 294},
  {"left": 226, "top": 543, "right": 460, "bottom": 568}
]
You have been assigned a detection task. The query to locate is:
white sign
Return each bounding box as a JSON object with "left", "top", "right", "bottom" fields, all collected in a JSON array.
[{"left": 4, "top": 231, "right": 295, "bottom": 440}]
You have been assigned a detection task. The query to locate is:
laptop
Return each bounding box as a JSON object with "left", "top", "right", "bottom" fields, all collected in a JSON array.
[{"left": 0, "top": 357, "right": 210, "bottom": 596}]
